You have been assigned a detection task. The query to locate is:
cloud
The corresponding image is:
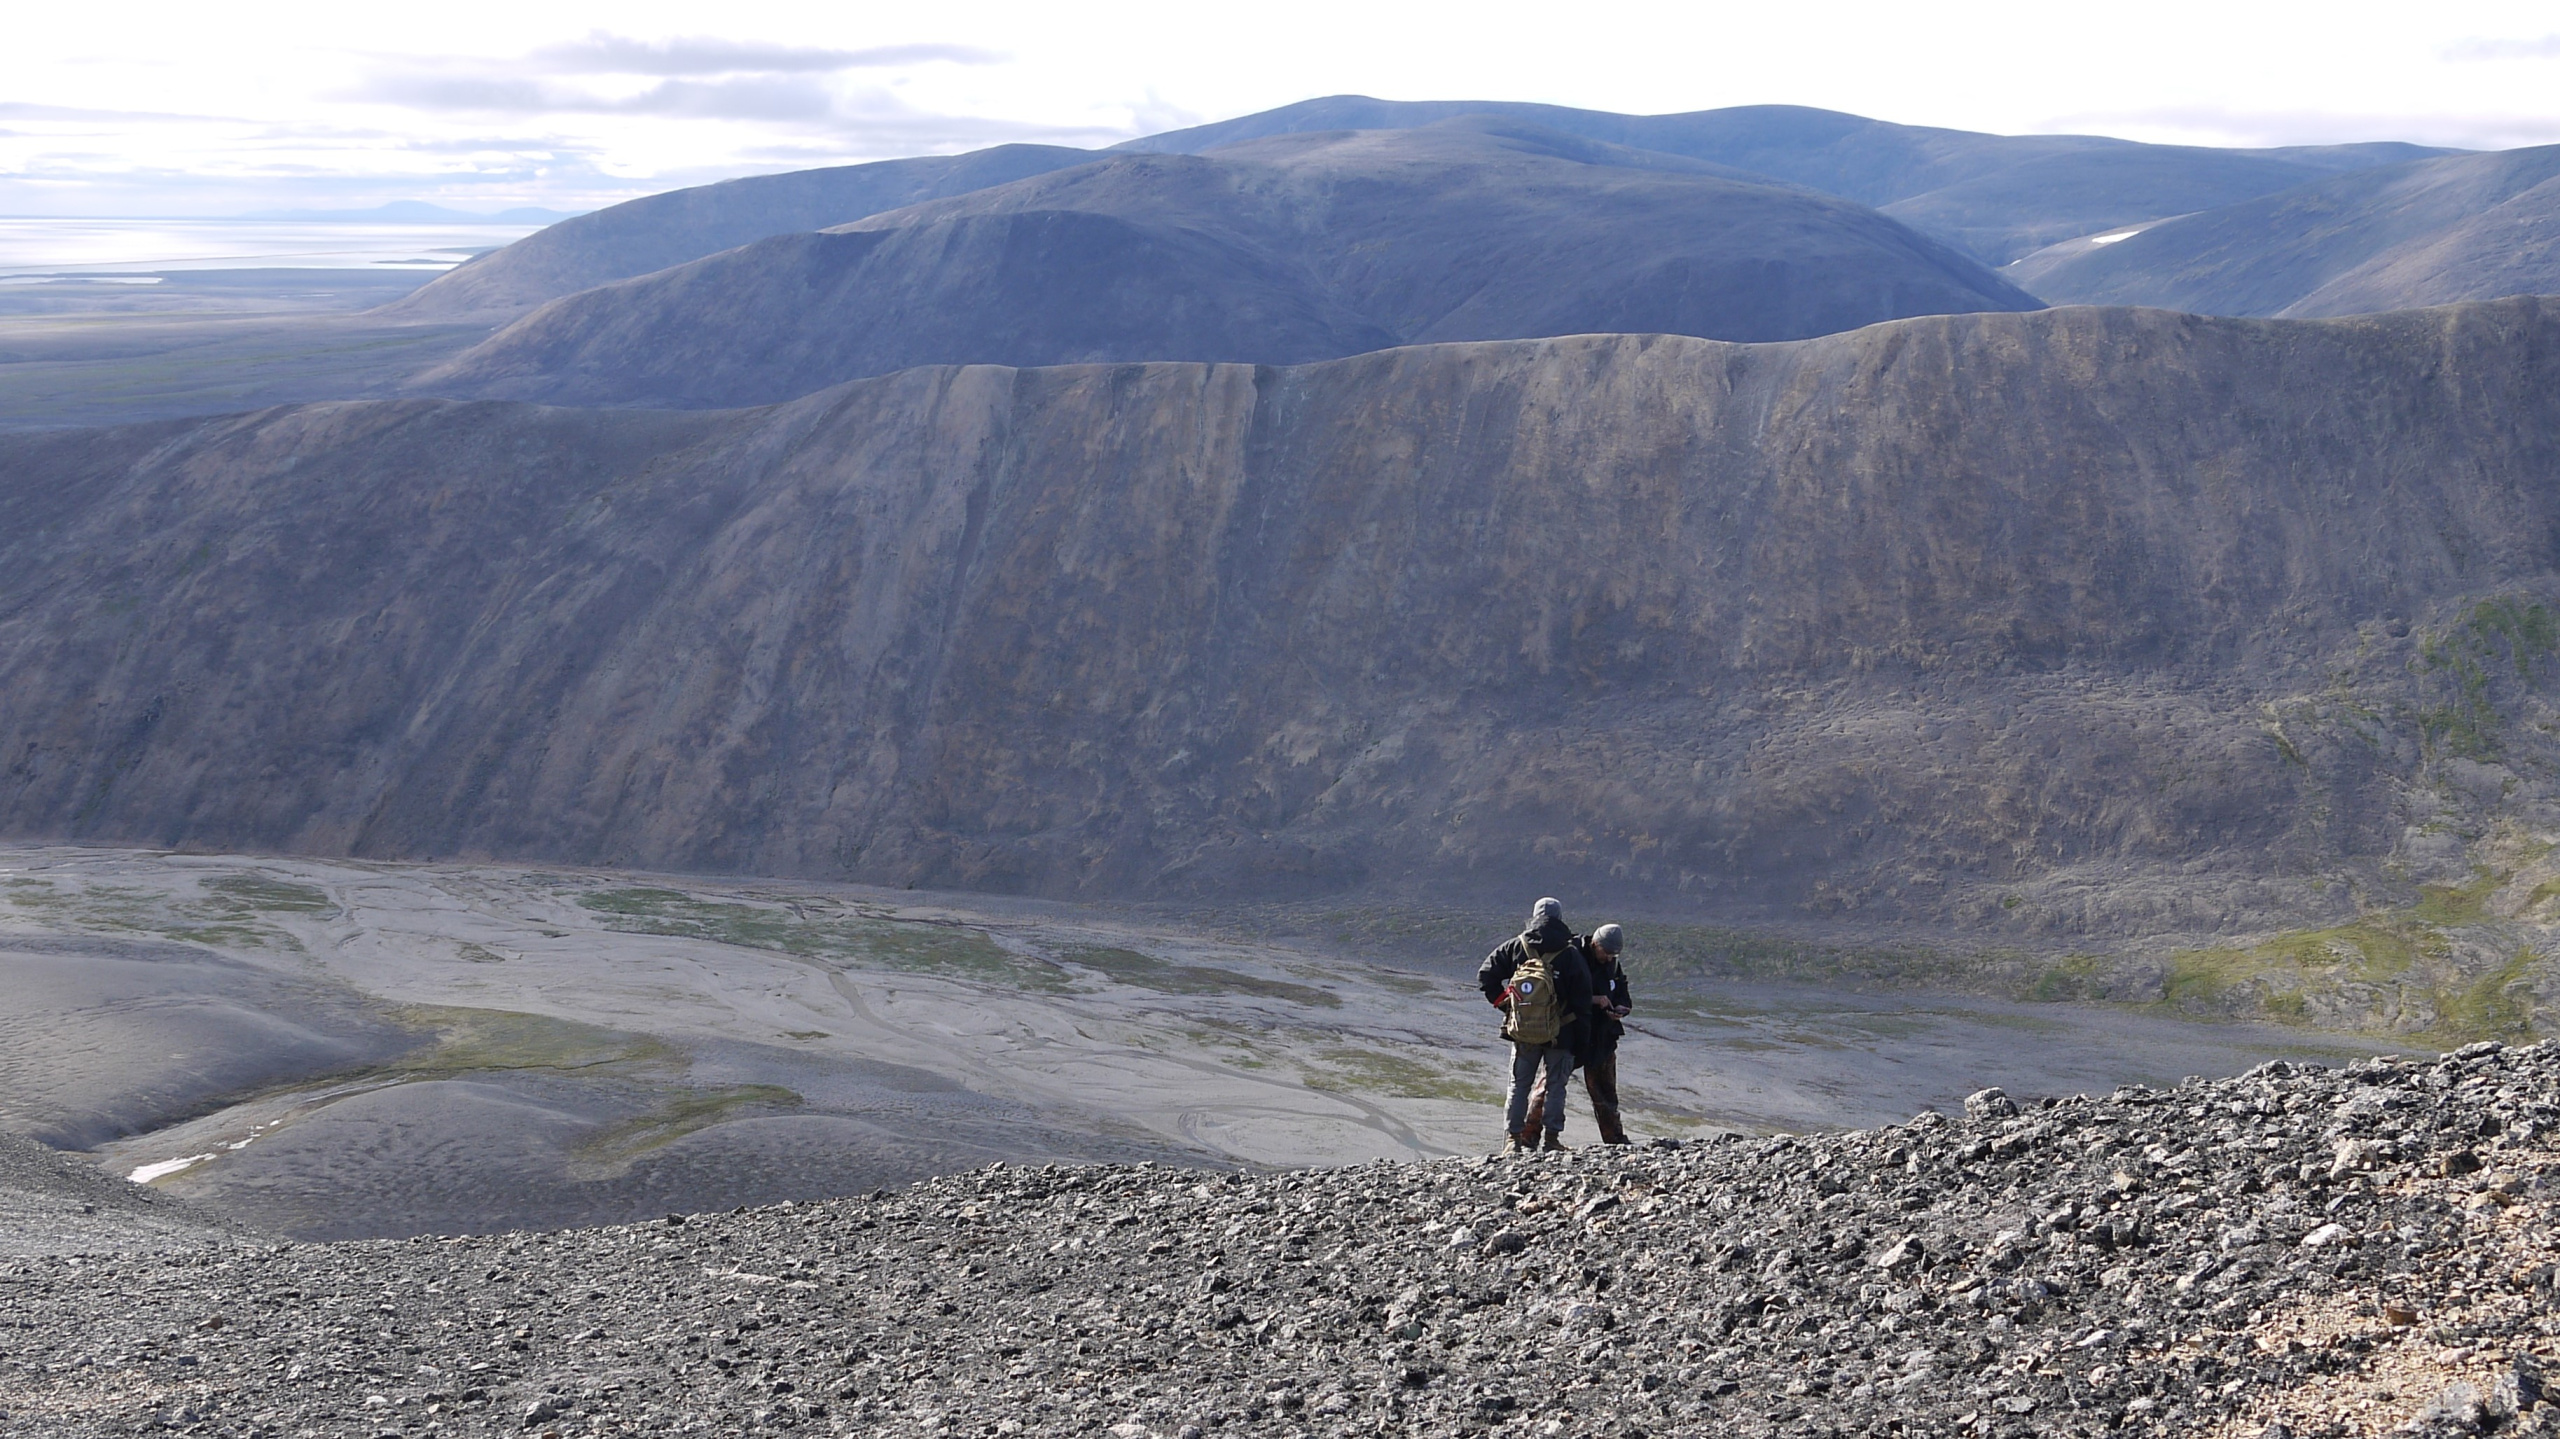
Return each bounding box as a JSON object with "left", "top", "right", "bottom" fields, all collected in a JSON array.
[
  {"left": 0, "top": 101, "right": 231, "bottom": 124},
  {"left": 2036, "top": 104, "right": 2560, "bottom": 152},
  {"left": 2443, "top": 35, "right": 2560, "bottom": 61},
  {"left": 345, "top": 33, "right": 1022, "bottom": 129},
  {"left": 344, "top": 69, "right": 1134, "bottom": 149},
  {"left": 1126, "top": 89, "right": 1202, "bottom": 136},
  {"left": 526, "top": 33, "right": 1003, "bottom": 76},
  {"left": 354, "top": 73, "right": 841, "bottom": 123}
]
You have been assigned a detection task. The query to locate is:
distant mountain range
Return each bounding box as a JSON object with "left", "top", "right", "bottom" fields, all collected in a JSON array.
[
  {"left": 2008, "top": 144, "right": 2560, "bottom": 316},
  {"left": 14, "top": 97, "right": 2560, "bottom": 967},
  {"left": 381, "top": 97, "right": 2456, "bottom": 328},
  {"left": 374, "top": 94, "right": 2560, "bottom": 387},
  {"left": 1116, "top": 96, "right": 2444, "bottom": 266},
  {"left": 415, "top": 121, "right": 2038, "bottom": 410}
]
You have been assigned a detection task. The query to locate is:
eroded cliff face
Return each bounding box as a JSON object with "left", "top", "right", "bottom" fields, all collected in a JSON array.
[{"left": 7, "top": 302, "right": 2560, "bottom": 942}]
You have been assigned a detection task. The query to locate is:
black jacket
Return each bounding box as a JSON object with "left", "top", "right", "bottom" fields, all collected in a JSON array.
[
  {"left": 1477, "top": 919, "right": 1592, "bottom": 1042},
  {"left": 1576, "top": 936, "right": 1633, "bottom": 1059}
]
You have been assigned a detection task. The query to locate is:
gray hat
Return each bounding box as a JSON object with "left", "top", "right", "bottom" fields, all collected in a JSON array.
[
  {"left": 1592, "top": 923, "right": 1625, "bottom": 954},
  {"left": 1531, "top": 897, "right": 1564, "bottom": 928}
]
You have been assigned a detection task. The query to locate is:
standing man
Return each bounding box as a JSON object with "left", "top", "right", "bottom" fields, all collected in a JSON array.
[
  {"left": 1526, "top": 922, "right": 1636, "bottom": 1145},
  {"left": 1478, "top": 897, "right": 1592, "bottom": 1154},
  {"left": 1577, "top": 923, "right": 1635, "bottom": 1145}
]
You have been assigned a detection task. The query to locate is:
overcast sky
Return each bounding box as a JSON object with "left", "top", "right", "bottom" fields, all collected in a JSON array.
[{"left": 7, "top": 0, "right": 2559, "bottom": 216}]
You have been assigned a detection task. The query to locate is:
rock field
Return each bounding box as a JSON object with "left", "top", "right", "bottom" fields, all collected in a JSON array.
[{"left": 5, "top": 1043, "right": 2558, "bottom": 1439}]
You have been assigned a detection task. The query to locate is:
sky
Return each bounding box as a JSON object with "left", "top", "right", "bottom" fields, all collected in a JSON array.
[{"left": 6, "top": 0, "right": 2560, "bottom": 216}]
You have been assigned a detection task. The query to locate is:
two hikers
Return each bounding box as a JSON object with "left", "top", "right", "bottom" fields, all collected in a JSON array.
[{"left": 1478, "top": 898, "right": 1633, "bottom": 1153}]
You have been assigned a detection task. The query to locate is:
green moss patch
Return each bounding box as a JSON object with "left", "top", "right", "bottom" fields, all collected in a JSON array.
[
  {"left": 2161, "top": 910, "right": 2545, "bottom": 1042},
  {"left": 2411, "top": 870, "right": 2501, "bottom": 926},
  {"left": 380, "top": 1004, "right": 676, "bottom": 1079},
  {"left": 1059, "top": 947, "right": 1338, "bottom": 1007},
  {"left": 201, "top": 874, "right": 335, "bottom": 914},
  {"left": 574, "top": 886, "right": 1071, "bottom": 991},
  {"left": 571, "top": 1084, "right": 806, "bottom": 1168},
  {"left": 2411, "top": 596, "right": 2560, "bottom": 761},
  {"left": 2027, "top": 954, "right": 2107, "bottom": 1002},
  {"left": 3, "top": 874, "right": 308, "bottom": 952},
  {"left": 1300, "top": 1046, "right": 1499, "bottom": 1104},
  {"left": 2440, "top": 950, "right": 2543, "bottom": 1039}
]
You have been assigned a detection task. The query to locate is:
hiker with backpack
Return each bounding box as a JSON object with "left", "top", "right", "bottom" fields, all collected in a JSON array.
[
  {"left": 1477, "top": 897, "right": 1593, "bottom": 1154},
  {"left": 1527, "top": 922, "right": 1635, "bottom": 1145}
]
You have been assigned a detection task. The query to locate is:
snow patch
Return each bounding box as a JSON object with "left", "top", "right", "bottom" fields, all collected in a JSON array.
[{"left": 129, "top": 1154, "right": 215, "bottom": 1184}]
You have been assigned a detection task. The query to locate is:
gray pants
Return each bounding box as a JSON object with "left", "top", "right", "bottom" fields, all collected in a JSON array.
[{"left": 1506, "top": 1041, "right": 1575, "bottom": 1136}]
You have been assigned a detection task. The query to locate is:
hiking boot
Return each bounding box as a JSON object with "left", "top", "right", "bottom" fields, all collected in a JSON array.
[
  {"left": 1501, "top": 1135, "right": 1527, "bottom": 1156},
  {"left": 1540, "top": 1131, "right": 1571, "bottom": 1152}
]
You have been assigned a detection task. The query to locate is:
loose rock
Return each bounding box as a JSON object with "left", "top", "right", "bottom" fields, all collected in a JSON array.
[{"left": 3, "top": 1043, "right": 2559, "bottom": 1437}]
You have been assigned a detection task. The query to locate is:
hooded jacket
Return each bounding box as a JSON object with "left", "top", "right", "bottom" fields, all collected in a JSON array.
[{"left": 1476, "top": 916, "right": 1592, "bottom": 1041}]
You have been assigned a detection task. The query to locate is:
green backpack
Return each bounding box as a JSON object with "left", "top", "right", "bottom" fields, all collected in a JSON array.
[{"left": 1501, "top": 948, "right": 1568, "bottom": 1046}]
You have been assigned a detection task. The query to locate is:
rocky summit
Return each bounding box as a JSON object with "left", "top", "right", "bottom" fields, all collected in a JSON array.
[{"left": 4, "top": 1042, "right": 2555, "bottom": 1437}]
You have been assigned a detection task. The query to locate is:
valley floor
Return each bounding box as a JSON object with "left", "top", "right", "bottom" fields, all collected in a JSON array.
[{"left": 0, "top": 847, "right": 2368, "bottom": 1240}]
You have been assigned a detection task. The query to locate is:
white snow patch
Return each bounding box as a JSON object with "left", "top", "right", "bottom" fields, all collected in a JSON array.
[
  {"left": 128, "top": 1154, "right": 215, "bottom": 1184},
  {"left": 2089, "top": 229, "right": 2145, "bottom": 246}
]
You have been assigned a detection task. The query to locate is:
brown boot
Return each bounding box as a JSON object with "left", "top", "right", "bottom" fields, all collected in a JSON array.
[{"left": 1540, "top": 1130, "right": 1571, "bottom": 1152}]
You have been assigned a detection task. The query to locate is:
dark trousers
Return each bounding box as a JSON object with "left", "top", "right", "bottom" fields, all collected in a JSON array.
[
  {"left": 1528, "top": 1046, "right": 1628, "bottom": 1144},
  {"left": 1506, "top": 1041, "right": 1574, "bottom": 1138}
]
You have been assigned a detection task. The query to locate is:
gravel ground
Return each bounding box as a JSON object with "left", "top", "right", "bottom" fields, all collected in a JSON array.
[
  {"left": 0, "top": 1131, "right": 246, "bottom": 1259},
  {"left": 4, "top": 1042, "right": 2557, "bottom": 1439}
]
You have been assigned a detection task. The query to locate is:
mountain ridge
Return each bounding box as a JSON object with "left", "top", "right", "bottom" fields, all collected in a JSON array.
[
  {"left": 1118, "top": 95, "right": 2454, "bottom": 263},
  {"left": 10, "top": 302, "right": 2560, "bottom": 964},
  {"left": 375, "top": 144, "right": 1098, "bottom": 322},
  {"left": 411, "top": 122, "right": 2039, "bottom": 410},
  {"left": 378, "top": 98, "right": 2452, "bottom": 325}
]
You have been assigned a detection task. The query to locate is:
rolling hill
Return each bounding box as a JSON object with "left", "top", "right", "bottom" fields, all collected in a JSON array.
[
  {"left": 379, "top": 99, "right": 2445, "bottom": 327},
  {"left": 2012, "top": 144, "right": 2560, "bottom": 316},
  {"left": 1119, "top": 95, "right": 2446, "bottom": 264},
  {"left": 413, "top": 121, "right": 2040, "bottom": 409},
  {"left": 375, "top": 144, "right": 1097, "bottom": 322}
]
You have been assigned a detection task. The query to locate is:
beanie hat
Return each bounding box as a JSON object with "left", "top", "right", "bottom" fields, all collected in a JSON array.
[{"left": 1593, "top": 923, "right": 1624, "bottom": 954}]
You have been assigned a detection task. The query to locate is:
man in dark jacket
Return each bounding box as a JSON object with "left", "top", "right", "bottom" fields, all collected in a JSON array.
[
  {"left": 1531, "top": 922, "right": 1635, "bottom": 1145},
  {"left": 1476, "top": 897, "right": 1592, "bottom": 1154}
]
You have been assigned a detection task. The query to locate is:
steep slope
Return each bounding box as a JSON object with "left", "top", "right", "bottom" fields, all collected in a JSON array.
[
  {"left": 10, "top": 1046, "right": 2560, "bottom": 1435},
  {"left": 0, "top": 1128, "right": 251, "bottom": 1257},
  {"left": 12, "top": 302, "right": 2560, "bottom": 951},
  {"left": 376, "top": 143, "right": 1096, "bottom": 321},
  {"left": 2015, "top": 145, "right": 2560, "bottom": 316},
  {"left": 1124, "top": 95, "right": 2446, "bottom": 264},
  {"left": 415, "top": 122, "right": 2038, "bottom": 409}
]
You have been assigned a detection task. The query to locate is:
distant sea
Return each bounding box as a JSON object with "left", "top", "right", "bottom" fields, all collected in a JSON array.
[{"left": 0, "top": 217, "right": 552, "bottom": 281}]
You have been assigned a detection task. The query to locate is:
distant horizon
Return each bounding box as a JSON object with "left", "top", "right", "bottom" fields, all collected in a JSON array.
[
  {"left": 9, "top": 0, "right": 2560, "bottom": 217},
  {"left": 0, "top": 85, "right": 2541, "bottom": 221},
  {"left": 0, "top": 213, "right": 556, "bottom": 277},
  {"left": 0, "top": 207, "right": 586, "bottom": 223}
]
